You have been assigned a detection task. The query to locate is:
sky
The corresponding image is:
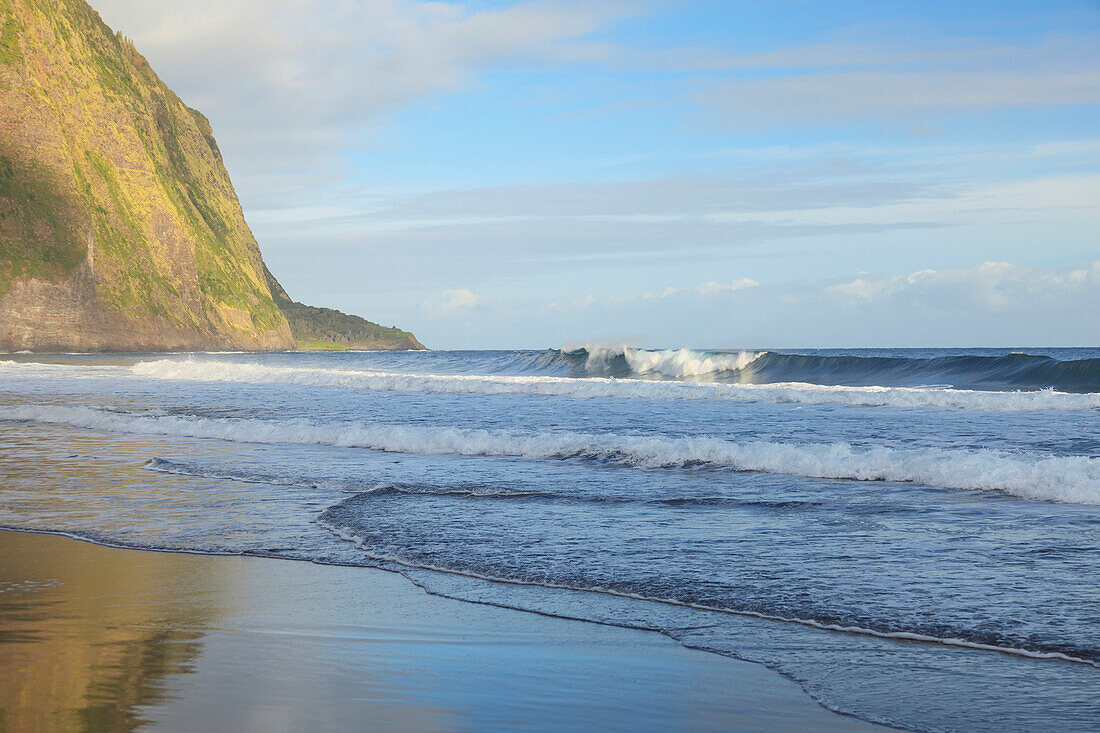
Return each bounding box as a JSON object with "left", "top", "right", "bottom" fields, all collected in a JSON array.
[{"left": 93, "top": 0, "right": 1100, "bottom": 349}]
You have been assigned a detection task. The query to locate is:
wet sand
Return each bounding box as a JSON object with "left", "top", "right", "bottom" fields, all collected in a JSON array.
[{"left": 0, "top": 530, "right": 888, "bottom": 732}]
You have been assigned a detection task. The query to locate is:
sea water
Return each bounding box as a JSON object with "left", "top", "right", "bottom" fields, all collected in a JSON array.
[{"left": 1, "top": 347, "right": 1098, "bottom": 731}]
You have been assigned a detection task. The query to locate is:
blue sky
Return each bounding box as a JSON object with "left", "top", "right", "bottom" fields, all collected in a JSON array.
[{"left": 96, "top": 0, "right": 1100, "bottom": 348}]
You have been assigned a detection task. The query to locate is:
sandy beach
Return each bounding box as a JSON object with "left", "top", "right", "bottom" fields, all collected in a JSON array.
[{"left": 0, "top": 529, "right": 890, "bottom": 732}]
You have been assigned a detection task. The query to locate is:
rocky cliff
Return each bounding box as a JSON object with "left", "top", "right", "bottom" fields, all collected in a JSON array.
[{"left": 0, "top": 0, "right": 421, "bottom": 352}]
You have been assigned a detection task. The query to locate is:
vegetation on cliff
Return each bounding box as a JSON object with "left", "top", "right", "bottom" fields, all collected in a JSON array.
[
  {"left": 0, "top": 154, "right": 86, "bottom": 295},
  {"left": 264, "top": 265, "right": 424, "bottom": 351},
  {"left": 0, "top": 0, "right": 421, "bottom": 351}
]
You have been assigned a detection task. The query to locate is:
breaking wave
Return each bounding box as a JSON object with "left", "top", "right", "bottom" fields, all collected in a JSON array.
[
  {"left": 557, "top": 347, "right": 1100, "bottom": 392},
  {"left": 5, "top": 404, "right": 1098, "bottom": 504},
  {"left": 575, "top": 346, "right": 764, "bottom": 378},
  {"left": 6, "top": 347, "right": 1100, "bottom": 393},
  {"left": 131, "top": 359, "right": 1100, "bottom": 411}
]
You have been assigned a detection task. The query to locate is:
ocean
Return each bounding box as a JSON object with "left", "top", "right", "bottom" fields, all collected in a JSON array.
[{"left": 1, "top": 347, "right": 1098, "bottom": 731}]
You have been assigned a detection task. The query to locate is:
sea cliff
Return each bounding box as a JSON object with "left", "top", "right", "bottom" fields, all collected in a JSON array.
[{"left": 0, "top": 0, "right": 422, "bottom": 351}]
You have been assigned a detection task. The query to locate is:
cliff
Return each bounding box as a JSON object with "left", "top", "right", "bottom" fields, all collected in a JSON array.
[
  {"left": 264, "top": 265, "right": 425, "bottom": 351},
  {"left": 0, "top": 0, "right": 421, "bottom": 352}
]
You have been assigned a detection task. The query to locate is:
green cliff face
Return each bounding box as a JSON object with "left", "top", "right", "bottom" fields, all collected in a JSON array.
[
  {"left": 0, "top": 0, "right": 422, "bottom": 352},
  {"left": 263, "top": 265, "right": 425, "bottom": 351}
]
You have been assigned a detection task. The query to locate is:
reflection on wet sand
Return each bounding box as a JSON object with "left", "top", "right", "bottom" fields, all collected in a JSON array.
[
  {"left": 0, "top": 530, "right": 886, "bottom": 732},
  {"left": 0, "top": 422, "right": 361, "bottom": 561},
  {"left": 0, "top": 531, "right": 218, "bottom": 732}
]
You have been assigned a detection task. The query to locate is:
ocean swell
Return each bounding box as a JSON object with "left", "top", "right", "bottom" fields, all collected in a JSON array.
[
  {"left": 131, "top": 359, "right": 1100, "bottom": 411},
  {"left": 557, "top": 347, "right": 1100, "bottom": 392},
  {"left": 573, "top": 346, "right": 763, "bottom": 378}
]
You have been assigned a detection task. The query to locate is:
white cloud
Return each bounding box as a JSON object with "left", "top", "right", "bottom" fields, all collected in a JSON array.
[
  {"left": 703, "top": 174, "right": 1100, "bottom": 228},
  {"left": 567, "top": 278, "right": 758, "bottom": 309},
  {"left": 819, "top": 260, "right": 1100, "bottom": 315},
  {"left": 446, "top": 259, "right": 1100, "bottom": 349},
  {"left": 693, "top": 33, "right": 1100, "bottom": 127},
  {"left": 259, "top": 170, "right": 1099, "bottom": 294},
  {"left": 427, "top": 288, "right": 484, "bottom": 313},
  {"left": 826, "top": 277, "right": 881, "bottom": 302},
  {"left": 694, "top": 279, "right": 759, "bottom": 296},
  {"left": 92, "top": 0, "right": 638, "bottom": 193},
  {"left": 705, "top": 71, "right": 1100, "bottom": 127}
]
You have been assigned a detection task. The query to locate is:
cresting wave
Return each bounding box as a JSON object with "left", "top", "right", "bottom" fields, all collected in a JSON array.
[
  {"left": 316, "top": 518, "right": 1100, "bottom": 668},
  {"left": 5, "top": 404, "right": 1099, "bottom": 504},
  {"left": 6, "top": 347, "right": 1100, "bottom": 392},
  {"left": 573, "top": 346, "right": 764, "bottom": 378},
  {"left": 130, "top": 359, "right": 1100, "bottom": 411},
  {"left": 558, "top": 346, "right": 1100, "bottom": 392}
]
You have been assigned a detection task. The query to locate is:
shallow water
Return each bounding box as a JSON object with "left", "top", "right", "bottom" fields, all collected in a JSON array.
[{"left": 1, "top": 347, "right": 1098, "bottom": 731}]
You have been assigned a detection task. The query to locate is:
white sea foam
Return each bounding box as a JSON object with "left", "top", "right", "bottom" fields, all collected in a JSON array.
[
  {"left": 5, "top": 404, "right": 1099, "bottom": 504},
  {"left": 0, "top": 361, "right": 124, "bottom": 380},
  {"left": 581, "top": 346, "right": 764, "bottom": 377},
  {"left": 129, "top": 359, "right": 1100, "bottom": 411}
]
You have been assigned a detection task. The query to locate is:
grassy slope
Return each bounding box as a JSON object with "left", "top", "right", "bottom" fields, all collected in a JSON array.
[
  {"left": 0, "top": 0, "right": 291, "bottom": 346},
  {"left": 0, "top": 153, "right": 86, "bottom": 294},
  {"left": 264, "top": 264, "right": 424, "bottom": 351}
]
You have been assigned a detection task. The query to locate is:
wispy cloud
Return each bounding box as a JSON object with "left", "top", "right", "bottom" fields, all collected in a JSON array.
[
  {"left": 703, "top": 70, "right": 1100, "bottom": 126},
  {"left": 822, "top": 260, "right": 1100, "bottom": 312},
  {"left": 423, "top": 288, "right": 485, "bottom": 313},
  {"left": 443, "top": 259, "right": 1100, "bottom": 348},
  {"left": 657, "top": 34, "right": 1098, "bottom": 72},
  {"left": 256, "top": 169, "right": 1097, "bottom": 288},
  {"left": 94, "top": 0, "right": 640, "bottom": 187},
  {"left": 693, "top": 33, "right": 1100, "bottom": 127},
  {"left": 643, "top": 279, "right": 759, "bottom": 299},
  {"left": 88, "top": 2, "right": 1100, "bottom": 348}
]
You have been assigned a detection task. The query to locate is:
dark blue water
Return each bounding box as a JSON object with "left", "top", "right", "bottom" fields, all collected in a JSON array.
[{"left": 1, "top": 347, "right": 1098, "bottom": 731}]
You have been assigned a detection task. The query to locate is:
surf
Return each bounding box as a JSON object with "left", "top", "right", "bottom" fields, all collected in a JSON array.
[
  {"left": 125, "top": 358, "right": 1100, "bottom": 411},
  {"left": 6, "top": 404, "right": 1099, "bottom": 504},
  {"left": 557, "top": 346, "right": 1100, "bottom": 392}
]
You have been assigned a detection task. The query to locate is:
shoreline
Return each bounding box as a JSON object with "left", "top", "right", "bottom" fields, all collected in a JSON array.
[{"left": 0, "top": 528, "right": 891, "bottom": 732}]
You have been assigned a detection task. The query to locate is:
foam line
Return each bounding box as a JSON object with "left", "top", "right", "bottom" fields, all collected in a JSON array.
[
  {"left": 129, "top": 359, "right": 1100, "bottom": 411},
  {"left": 5, "top": 404, "right": 1099, "bottom": 504}
]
